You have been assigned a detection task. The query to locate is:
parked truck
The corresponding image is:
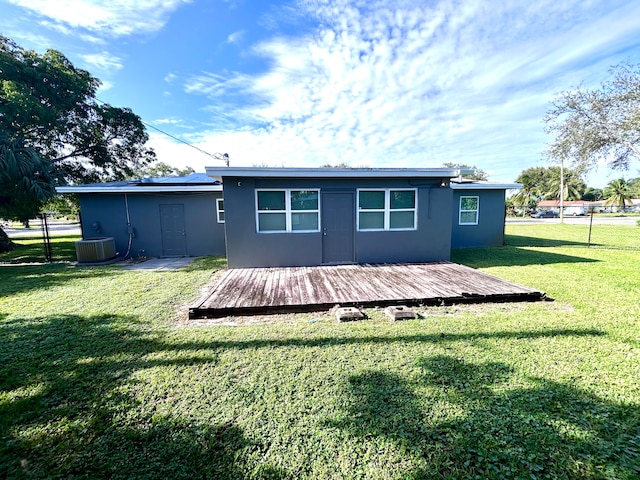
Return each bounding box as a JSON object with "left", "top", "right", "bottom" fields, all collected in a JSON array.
[{"left": 563, "top": 206, "right": 587, "bottom": 216}]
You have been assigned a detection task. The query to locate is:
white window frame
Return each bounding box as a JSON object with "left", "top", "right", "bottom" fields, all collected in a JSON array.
[
  {"left": 357, "top": 188, "right": 417, "bottom": 231},
  {"left": 255, "top": 189, "right": 321, "bottom": 233},
  {"left": 459, "top": 195, "right": 479, "bottom": 225},
  {"left": 216, "top": 198, "right": 225, "bottom": 223}
]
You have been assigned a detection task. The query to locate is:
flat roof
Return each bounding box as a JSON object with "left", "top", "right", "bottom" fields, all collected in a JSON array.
[
  {"left": 57, "top": 185, "right": 222, "bottom": 193},
  {"left": 205, "top": 166, "right": 472, "bottom": 179},
  {"left": 56, "top": 172, "right": 222, "bottom": 194}
]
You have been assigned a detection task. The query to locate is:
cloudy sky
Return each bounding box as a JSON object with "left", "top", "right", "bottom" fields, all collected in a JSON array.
[{"left": 2, "top": 0, "right": 640, "bottom": 186}]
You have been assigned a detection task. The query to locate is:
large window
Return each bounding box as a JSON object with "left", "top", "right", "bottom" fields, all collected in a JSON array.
[
  {"left": 256, "top": 189, "right": 320, "bottom": 233},
  {"left": 459, "top": 196, "right": 479, "bottom": 225},
  {"left": 357, "top": 189, "right": 417, "bottom": 231}
]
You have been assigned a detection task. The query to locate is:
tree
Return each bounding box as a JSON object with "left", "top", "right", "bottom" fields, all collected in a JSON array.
[
  {"left": 544, "top": 62, "right": 640, "bottom": 171},
  {"left": 513, "top": 166, "right": 585, "bottom": 205},
  {"left": 320, "top": 162, "right": 351, "bottom": 168},
  {"left": 512, "top": 167, "right": 544, "bottom": 215},
  {"left": 129, "top": 162, "right": 195, "bottom": 179},
  {"left": 582, "top": 187, "right": 603, "bottom": 201},
  {"left": 603, "top": 178, "right": 633, "bottom": 212},
  {"left": 0, "top": 135, "right": 56, "bottom": 250},
  {"left": 0, "top": 36, "right": 154, "bottom": 251},
  {"left": 442, "top": 162, "right": 488, "bottom": 181},
  {"left": 628, "top": 177, "right": 640, "bottom": 198},
  {"left": 543, "top": 167, "right": 586, "bottom": 201}
]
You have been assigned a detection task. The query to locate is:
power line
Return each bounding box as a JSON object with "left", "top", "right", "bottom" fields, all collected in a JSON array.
[
  {"left": 142, "top": 121, "right": 229, "bottom": 166},
  {"left": 96, "top": 97, "right": 229, "bottom": 165}
]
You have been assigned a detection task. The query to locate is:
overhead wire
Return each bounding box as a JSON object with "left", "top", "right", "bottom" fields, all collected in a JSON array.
[{"left": 96, "top": 97, "right": 229, "bottom": 164}]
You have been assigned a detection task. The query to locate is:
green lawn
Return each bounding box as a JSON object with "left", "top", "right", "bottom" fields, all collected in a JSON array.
[{"left": 1, "top": 225, "right": 639, "bottom": 479}]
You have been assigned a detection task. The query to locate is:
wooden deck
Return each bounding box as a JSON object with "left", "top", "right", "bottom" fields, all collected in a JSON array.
[{"left": 189, "top": 262, "right": 546, "bottom": 319}]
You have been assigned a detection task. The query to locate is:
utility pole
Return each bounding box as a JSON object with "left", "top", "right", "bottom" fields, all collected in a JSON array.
[{"left": 559, "top": 158, "right": 564, "bottom": 224}]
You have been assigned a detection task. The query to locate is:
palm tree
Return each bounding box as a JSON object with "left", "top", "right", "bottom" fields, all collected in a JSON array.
[
  {"left": 544, "top": 167, "right": 585, "bottom": 201},
  {"left": 513, "top": 170, "right": 542, "bottom": 216},
  {"left": 603, "top": 178, "right": 633, "bottom": 213},
  {"left": 0, "top": 133, "right": 55, "bottom": 251}
]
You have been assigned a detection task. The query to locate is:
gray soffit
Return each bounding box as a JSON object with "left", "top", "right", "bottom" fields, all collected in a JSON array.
[{"left": 449, "top": 181, "right": 522, "bottom": 190}]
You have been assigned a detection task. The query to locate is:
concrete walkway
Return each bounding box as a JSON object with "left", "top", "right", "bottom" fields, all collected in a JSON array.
[{"left": 122, "top": 257, "right": 196, "bottom": 271}]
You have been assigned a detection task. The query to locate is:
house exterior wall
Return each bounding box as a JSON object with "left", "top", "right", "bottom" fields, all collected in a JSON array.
[
  {"left": 222, "top": 176, "right": 453, "bottom": 268},
  {"left": 451, "top": 189, "right": 506, "bottom": 248},
  {"left": 77, "top": 192, "right": 225, "bottom": 257}
]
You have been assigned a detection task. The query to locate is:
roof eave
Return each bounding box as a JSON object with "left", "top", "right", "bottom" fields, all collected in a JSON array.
[
  {"left": 205, "top": 166, "right": 472, "bottom": 180},
  {"left": 449, "top": 182, "right": 522, "bottom": 190},
  {"left": 56, "top": 185, "right": 223, "bottom": 194}
]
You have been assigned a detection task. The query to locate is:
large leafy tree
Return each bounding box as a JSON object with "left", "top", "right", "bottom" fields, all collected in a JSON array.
[
  {"left": 0, "top": 36, "right": 154, "bottom": 251},
  {"left": 442, "top": 162, "right": 488, "bottom": 181},
  {"left": 544, "top": 62, "right": 640, "bottom": 171},
  {"left": 129, "top": 162, "right": 195, "bottom": 179}
]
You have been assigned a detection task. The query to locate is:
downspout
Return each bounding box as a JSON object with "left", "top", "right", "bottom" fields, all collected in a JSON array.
[{"left": 124, "top": 193, "right": 134, "bottom": 258}]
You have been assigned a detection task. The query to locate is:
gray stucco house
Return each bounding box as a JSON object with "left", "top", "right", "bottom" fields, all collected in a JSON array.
[
  {"left": 57, "top": 173, "right": 225, "bottom": 258},
  {"left": 205, "top": 167, "right": 520, "bottom": 268}
]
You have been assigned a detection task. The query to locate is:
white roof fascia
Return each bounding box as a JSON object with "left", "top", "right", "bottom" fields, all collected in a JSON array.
[
  {"left": 56, "top": 185, "right": 222, "bottom": 194},
  {"left": 205, "top": 166, "right": 472, "bottom": 179},
  {"left": 450, "top": 182, "right": 522, "bottom": 190}
]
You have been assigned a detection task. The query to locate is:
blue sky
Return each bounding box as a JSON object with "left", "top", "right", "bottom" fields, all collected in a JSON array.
[{"left": 2, "top": 0, "right": 640, "bottom": 187}]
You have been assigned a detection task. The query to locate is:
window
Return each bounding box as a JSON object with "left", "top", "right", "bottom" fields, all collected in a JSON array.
[
  {"left": 357, "top": 189, "right": 417, "bottom": 231},
  {"left": 459, "top": 196, "right": 479, "bottom": 225},
  {"left": 216, "top": 198, "right": 225, "bottom": 223},
  {"left": 256, "top": 189, "right": 320, "bottom": 233}
]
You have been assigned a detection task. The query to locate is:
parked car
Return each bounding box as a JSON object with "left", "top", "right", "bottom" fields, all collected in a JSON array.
[{"left": 530, "top": 210, "right": 559, "bottom": 218}]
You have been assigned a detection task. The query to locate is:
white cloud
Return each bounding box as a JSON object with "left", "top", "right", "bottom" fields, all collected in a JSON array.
[
  {"left": 8, "top": 0, "right": 191, "bottom": 37},
  {"left": 176, "top": 0, "right": 640, "bottom": 186},
  {"left": 164, "top": 73, "right": 178, "bottom": 84},
  {"left": 227, "top": 30, "right": 246, "bottom": 44},
  {"left": 96, "top": 80, "right": 114, "bottom": 93},
  {"left": 78, "top": 52, "right": 122, "bottom": 72}
]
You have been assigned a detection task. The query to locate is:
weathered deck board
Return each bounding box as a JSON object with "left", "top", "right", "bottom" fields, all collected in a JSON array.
[{"left": 189, "top": 262, "right": 546, "bottom": 319}]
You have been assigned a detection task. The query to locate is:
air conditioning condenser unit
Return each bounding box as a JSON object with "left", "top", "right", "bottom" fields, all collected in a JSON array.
[{"left": 75, "top": 237, "right": 117, "bottom": 263}]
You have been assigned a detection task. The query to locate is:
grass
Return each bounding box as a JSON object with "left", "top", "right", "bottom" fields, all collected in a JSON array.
[
  {"left": 1, "top": 235, "right": 79, "bottom": 264},
  {"left": 1, "top": 226, "right": 639, "bottom": 479}
]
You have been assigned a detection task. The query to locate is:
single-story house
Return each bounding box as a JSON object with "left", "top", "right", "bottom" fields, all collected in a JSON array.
[
  {"left": 205, "top": 167, "right": 520, "bottom": 268},
  {"left": 56, "top": 173, "right": 225, "bottom": 258},
  {"left": 537, "top": 199, "right": 640, "bottom": 214}
]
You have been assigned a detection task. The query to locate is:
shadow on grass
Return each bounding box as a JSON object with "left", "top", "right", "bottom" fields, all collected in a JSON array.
[
  {"left": 452, "top": 245, "right": 599, "bottom": 268},
  {"left": 328, "top": 356, "right": 640, "bottom": 479},
  {"left": 0, "top": 256, "right": 227, "bottom": 298},
  {"left": 0, "top": 263, "right": 125, "bottom": 297},
  {"left": 164, "top": 328, "right": 605, "bottom": 352},
  {"left": 0, "top": 314, "right": 288, "bottom": 479},
  {"left": 0, "top": 314, "right": 616, "bottom": 479},
  {"left": 504, "top": 234, "right": 594, "bottom": 248}
]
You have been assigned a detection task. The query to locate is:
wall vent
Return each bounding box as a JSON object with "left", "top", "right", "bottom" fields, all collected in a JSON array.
[{"left": 75, "top": 237, "right": 117, "bottom": 263}]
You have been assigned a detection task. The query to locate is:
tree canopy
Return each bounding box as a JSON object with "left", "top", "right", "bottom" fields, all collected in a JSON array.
[
  {"left": 513, "top": 166, "right": 586, "bottom": 205},
  {"left": 603, "top": 178, "right": 633, "bottom": 211},
  {"left": 1, "top": 36, "right": 155, "bottom": 184},
  {"left": 128, "top": 162, "right": 195, "bottom": 180},
  {"left": 442, "top": 162, "right": 488, "bottom": 181},
  {"left": 0, "top": 36, "right": 154, "bottom": 251},
  {"left": 544, "top": 62, "right": 640, "bottom": 171}
]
